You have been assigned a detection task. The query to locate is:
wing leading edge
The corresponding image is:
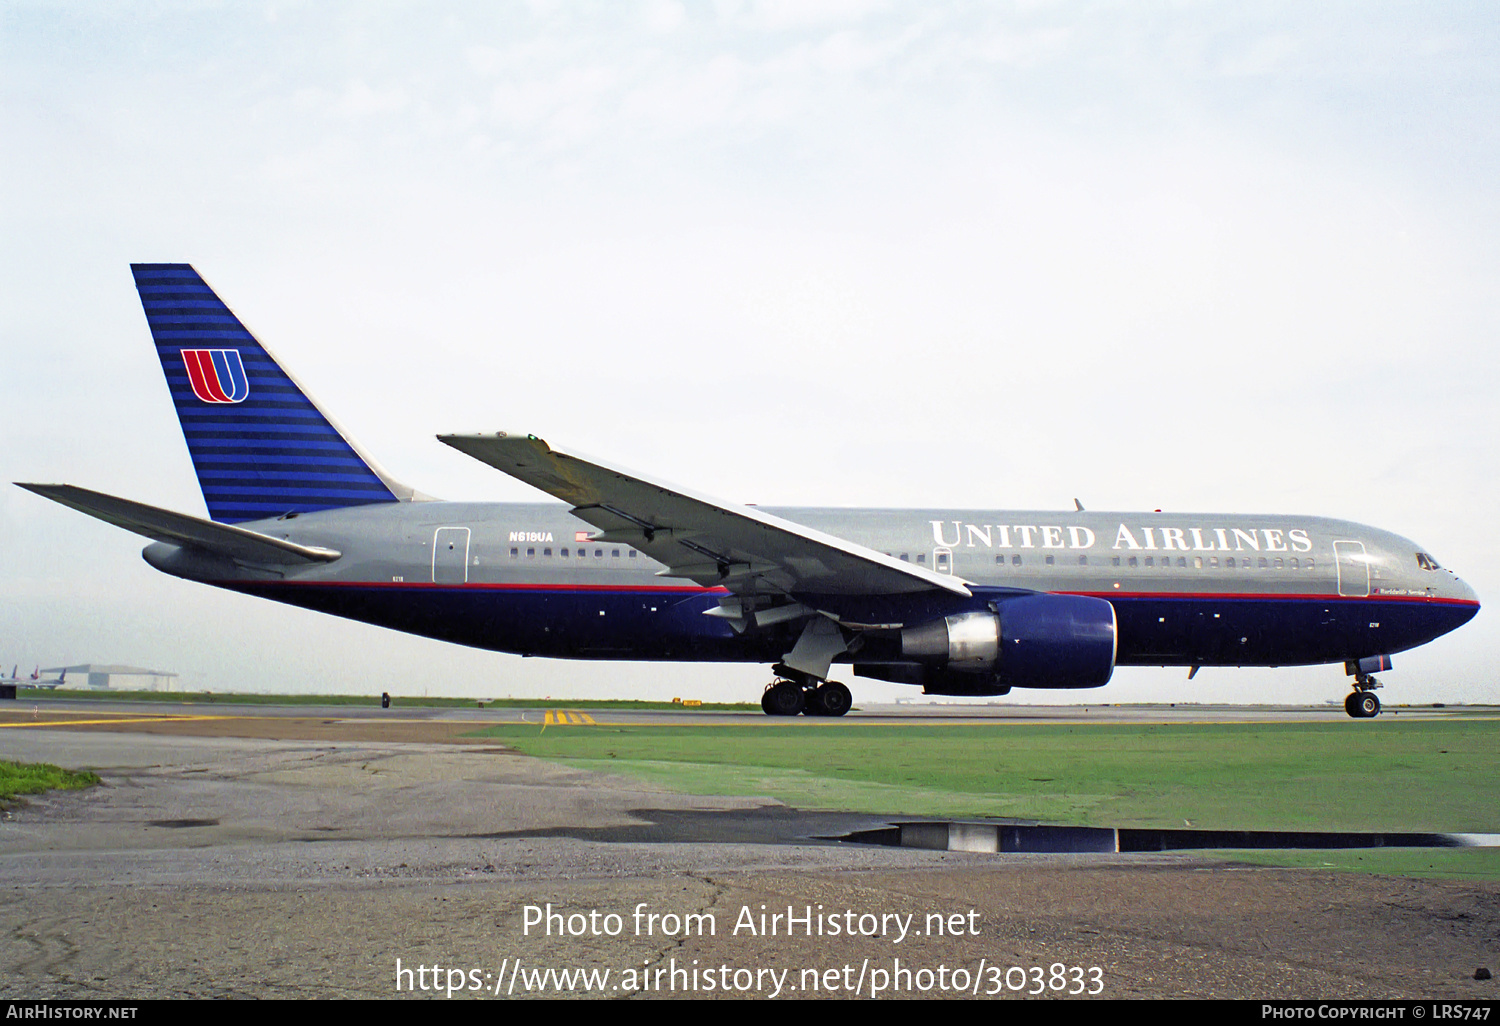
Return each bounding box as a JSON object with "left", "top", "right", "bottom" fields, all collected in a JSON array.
[{"left": 438, "top": 432, "right": 971, "bottom": 599}]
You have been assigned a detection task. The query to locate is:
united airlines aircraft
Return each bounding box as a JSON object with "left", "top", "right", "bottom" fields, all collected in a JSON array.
[{"left": 17, "top": 265, "right": 1480, "bottom": 717}]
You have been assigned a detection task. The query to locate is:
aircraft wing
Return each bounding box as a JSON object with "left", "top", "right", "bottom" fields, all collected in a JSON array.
[
  {"left": 438, "top": 432, "right": 971, "bottom": 598},
  {"left": 14, "top": 484, "right": 341, "bottom": 565}
]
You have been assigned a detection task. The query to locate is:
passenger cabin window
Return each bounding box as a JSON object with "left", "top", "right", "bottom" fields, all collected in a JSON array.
[
  {"left": 916, "top": 554, "right": 926, "bottom": 564},
  {"left": 1011, "top": 554, "right": 1022, "bottom": 566},
  {"left": 561, "top": 548, "right": 569, "bottom": 557},
  {"left": 1078, "top": 555, "right": 1088, "bottom": 566},
  {"left": 1044, "top": 555, "right": 1054, "bottom": 566},
  {"left": 510, "top": 547, "right": 519, "bottom": 557}
]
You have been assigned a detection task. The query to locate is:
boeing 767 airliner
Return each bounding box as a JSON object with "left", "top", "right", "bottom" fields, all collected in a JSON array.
[{"left": 17, "top": 265, "right": 1480, "bottom": 717}]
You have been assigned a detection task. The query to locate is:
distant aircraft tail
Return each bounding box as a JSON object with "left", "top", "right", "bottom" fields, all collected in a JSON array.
[{"left": 130, "top": 264, "right": 413, "bottom": 523}]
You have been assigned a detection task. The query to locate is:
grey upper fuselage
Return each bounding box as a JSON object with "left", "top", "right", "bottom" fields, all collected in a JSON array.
[{"left": 148, "top": 501, "right": 1474, "bottom": 599}]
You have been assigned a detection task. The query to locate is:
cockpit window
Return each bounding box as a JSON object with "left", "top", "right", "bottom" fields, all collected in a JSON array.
[{"left": 1415, "top": 552, "right": 1441, "bottom": 571}]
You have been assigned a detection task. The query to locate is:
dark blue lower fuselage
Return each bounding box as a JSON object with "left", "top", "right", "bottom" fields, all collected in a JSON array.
[{"left": 225, "top": 578, "right": 1478, "bottom": 673}]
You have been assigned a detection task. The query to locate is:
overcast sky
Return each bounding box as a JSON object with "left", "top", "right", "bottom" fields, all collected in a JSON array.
[{"left": 2, "top": 1, "right": 1495, "bottom": 705}]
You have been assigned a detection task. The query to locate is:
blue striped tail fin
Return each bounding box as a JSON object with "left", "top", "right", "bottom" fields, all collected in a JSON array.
[{"left": 131, "top": 263, "right": 406, "bottom": 524}]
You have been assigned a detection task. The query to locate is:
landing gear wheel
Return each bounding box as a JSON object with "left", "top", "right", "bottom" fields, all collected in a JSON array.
[
  {"left": 809, "top": 681, "right": 852, "bottom": 718},
  {"left": 761, "top": 689, "right": 778, "bottom": 715},
  {"left": 1345, "top": 670, "right": 1384, "bottom": 718},
  {"left": 764, "top": 680, "right": 806, "bottom": 717}
]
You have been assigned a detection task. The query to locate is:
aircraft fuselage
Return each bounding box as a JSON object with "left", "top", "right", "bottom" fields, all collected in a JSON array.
[{"left": 142, "top": 502, "right": 1479, "bottom": 678}]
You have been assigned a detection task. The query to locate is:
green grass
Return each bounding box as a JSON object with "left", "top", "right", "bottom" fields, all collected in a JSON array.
[
  {"left": 35, "top": 690, "right": 755, "bottom": 712},
  {"left": 1214, "top": 848, "right": 1500, "bottom": 881},
  {"left": 469, "top": 719, "right": 1500, "bottom": 833},
  {"left": 0, "top": 760, "right": 100, "bottom": 803}
]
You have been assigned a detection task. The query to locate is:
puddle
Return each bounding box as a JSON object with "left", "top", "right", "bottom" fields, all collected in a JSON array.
[{"left": 839, "top": 822, "right": 1500, "bottom": 853}]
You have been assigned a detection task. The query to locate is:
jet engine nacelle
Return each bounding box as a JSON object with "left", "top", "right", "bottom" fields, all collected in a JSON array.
[{"left": 900, "top": 594, "right": 1117, "bottom": 688}]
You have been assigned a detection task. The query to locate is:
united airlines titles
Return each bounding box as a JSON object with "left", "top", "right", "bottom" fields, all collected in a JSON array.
[{"left": 930, "top": 521, "right": 1313, "bottom": 553}]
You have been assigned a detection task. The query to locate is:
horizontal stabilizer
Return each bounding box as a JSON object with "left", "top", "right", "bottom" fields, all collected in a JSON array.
[{"left": 15, "top": 484, "right": 341, "bottom": 565}]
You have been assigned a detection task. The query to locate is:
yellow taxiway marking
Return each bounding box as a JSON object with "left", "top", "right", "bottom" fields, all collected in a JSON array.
[
  {"left": 0, "top": 714, "right": 235, "bottom": 729},
  {"left": 542, "top": 710, "right": 598, "bottom": 727}
]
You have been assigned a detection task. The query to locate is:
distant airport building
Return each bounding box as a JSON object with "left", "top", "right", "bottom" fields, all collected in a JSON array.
[{"left": 46, "top": 664, "right": 180, "bottom": 692}]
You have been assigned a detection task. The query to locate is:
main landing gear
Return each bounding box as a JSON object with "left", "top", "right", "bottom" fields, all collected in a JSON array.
[
  {"left": 1345, "top": 674, "right": 1382, "bottom": 718},
  {"left": 761, "top": 677, "right": 852, "bottom": 717}
]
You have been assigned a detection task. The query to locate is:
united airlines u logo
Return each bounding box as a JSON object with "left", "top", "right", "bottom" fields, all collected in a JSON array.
[{"left": 181, "top": 349, "right": 250, "bottom": 403}]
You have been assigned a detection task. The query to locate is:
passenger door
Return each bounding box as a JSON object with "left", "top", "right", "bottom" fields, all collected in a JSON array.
[
  {"left": 433, "top": 527, "right": 471, "bottom": 584},
  {"left": 1333, "top": 540, "right": 1369, "bottom": 598}
]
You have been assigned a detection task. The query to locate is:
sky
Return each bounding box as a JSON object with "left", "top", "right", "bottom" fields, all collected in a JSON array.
[{"left": 2, "top": 1, "right": 1496, "bottom": 705}]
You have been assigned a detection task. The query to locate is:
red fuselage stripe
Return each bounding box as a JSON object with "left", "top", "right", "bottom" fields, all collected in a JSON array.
[
  {"left": 231, "top": 580, "right": 730, "bottom": 594},
  {"left": 1058, "top": 590, "right": 1479, "bottom": 606},
  {"left": 223, "top": 580, "right": 1477, "bottom": 606}
]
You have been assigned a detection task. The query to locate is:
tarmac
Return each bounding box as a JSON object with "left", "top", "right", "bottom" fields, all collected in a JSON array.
[{"left": 1, "top": 699, "right": 1497, "bottom": 1000}]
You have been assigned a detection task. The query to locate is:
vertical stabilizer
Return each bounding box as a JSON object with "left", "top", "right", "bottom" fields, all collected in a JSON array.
[{"left": 131, "top": 264, "right": 411, "bottom": 523}]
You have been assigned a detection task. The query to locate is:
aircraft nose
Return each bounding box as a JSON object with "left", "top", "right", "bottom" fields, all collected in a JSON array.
[{"left": 1455, "top": 575, "right": 1480, "bottom": 609}]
